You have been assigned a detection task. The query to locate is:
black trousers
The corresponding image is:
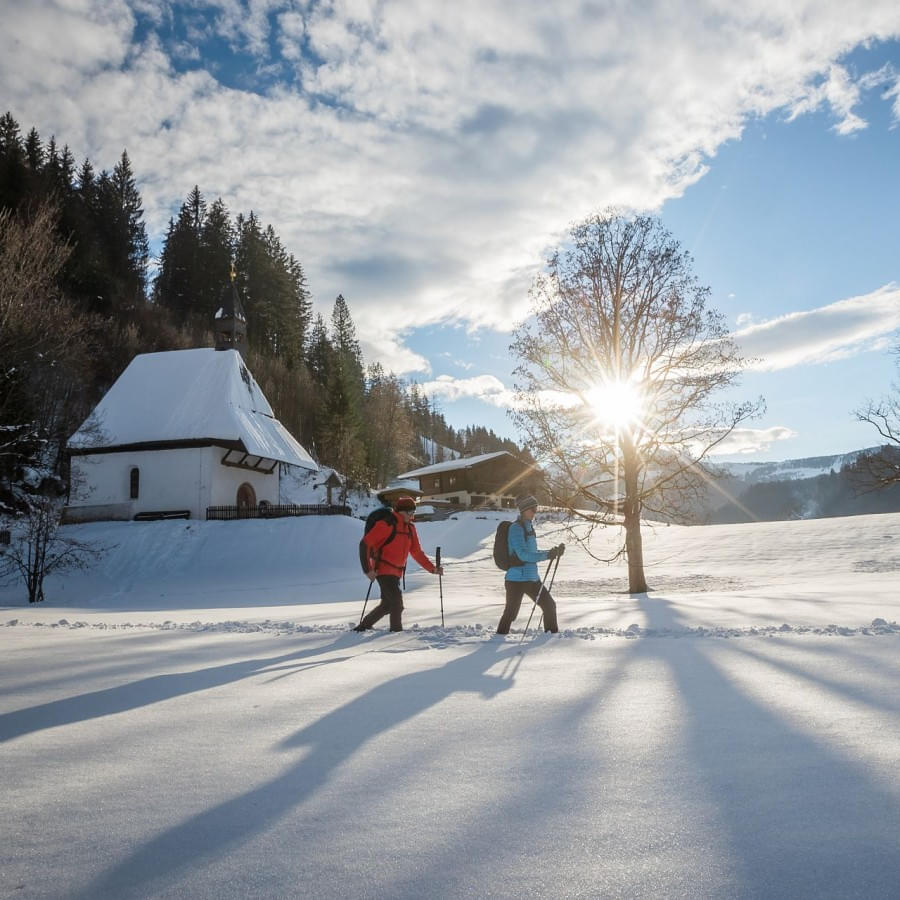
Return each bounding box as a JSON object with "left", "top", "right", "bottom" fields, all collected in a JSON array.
[
  {"left": 497, "top": 580, "right": 558, "bottom": 634},
  {"left": 358, "top": 575, "right": 404, "bottom": 631}
]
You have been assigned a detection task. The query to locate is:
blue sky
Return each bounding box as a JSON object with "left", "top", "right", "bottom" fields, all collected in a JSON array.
[{"left": 4, "top": 1, "right": 900, "bottom": 461}]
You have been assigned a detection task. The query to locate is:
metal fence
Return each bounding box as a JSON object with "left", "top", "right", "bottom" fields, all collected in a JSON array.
[{"left": 206, "top": 503, "right": 352, "bottom": 521}]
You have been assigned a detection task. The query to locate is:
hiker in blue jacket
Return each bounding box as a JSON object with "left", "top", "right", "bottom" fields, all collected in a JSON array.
[{"left": 496, "top": 494, "right": 564, "bottom": 635}]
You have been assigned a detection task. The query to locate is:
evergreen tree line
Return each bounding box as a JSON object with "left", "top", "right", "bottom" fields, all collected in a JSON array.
[{"left": 0, "top": 112, "right": 526, "bottom": 508}]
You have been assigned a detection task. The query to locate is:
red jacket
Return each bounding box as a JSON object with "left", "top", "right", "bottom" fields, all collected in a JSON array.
[{"left": 363, "top": 515, "right": 435, "bottom": 576}]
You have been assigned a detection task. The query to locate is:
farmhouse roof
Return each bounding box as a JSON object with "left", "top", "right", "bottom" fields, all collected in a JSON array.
[
  {"left": 68, "top": 348, "right": 317, "bottom": 470},
  {"left": 397, "top": 451, "right": 516, "bottom": 478}
]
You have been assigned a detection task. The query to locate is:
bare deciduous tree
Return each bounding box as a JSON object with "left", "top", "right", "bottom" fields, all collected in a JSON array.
[
  {"left": 853, "top": 349, "right": 900, "bottom": 489},
  {"left": 0, "top": 201, "right": 92, "bottom": 480},
  {"left": 0, "top": 496, "right": 105, "bottom": 603},
  {"left": 512, "top": 210, "right": 763, "bottom": 593},
  {"left": 364, "top": 364, "right": 416, "bottom": 487}
]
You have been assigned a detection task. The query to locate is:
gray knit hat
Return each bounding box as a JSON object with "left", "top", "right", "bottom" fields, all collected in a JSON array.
[{"left": 516, "top": 494, "right": 538, "bottom": 513}]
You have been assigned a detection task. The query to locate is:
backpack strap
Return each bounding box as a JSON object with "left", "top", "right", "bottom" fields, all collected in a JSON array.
[
  {"left": 507, "top": 521, "right": 525, "bottom": 568},
  {"left": 370, "top": 514, "right": 399, "bottom": 571}
]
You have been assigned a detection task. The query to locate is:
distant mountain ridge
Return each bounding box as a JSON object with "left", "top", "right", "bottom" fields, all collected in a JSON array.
[
  {"left": 700, "top": 446, "right": 900, "bottom": 524},
  {"left": 715, "top": 448, "right": 869, "bottom": 486}
]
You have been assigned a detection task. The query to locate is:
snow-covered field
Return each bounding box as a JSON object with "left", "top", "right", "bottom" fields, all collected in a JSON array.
[{"left": 3, "top": 511, "right": 900, "bottom": 899}]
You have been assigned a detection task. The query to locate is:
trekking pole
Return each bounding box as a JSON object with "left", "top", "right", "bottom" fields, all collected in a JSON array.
[
  {"left": 537, "top": 553, "right": 562, "bottom": 632},
  {"left": 520, "top": 556, "right": 556, "bottom": 644},
  {"left": 436, "top": 546, "right": 444, "bottom": 627},
  {"left": 358, "top": 578, "right": 374, "bottom": 628}
]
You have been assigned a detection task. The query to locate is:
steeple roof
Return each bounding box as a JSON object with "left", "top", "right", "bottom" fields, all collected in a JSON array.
[
  {"left": 214, "top": 277, "right": 247, "bottom": 354},
  {"left": 215, "top": 280, "right": 246, "bottom": 324}
]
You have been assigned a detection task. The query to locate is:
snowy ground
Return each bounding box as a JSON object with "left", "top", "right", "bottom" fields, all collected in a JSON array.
[{"left": 2, "top": 511, "right": 900, "bottom": 899}]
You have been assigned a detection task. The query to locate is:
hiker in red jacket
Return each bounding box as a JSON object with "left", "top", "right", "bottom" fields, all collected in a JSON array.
[{"left": 355, "top": 496, "right": 443, "bottom": 632}]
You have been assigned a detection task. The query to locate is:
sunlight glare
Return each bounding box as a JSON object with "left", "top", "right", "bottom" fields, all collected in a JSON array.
[{"left": 583, "top": 379, "right": 643, "bottom": 429}]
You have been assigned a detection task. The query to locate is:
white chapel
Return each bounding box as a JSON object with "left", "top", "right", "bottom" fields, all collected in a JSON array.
[{"left": 63, "top": 283, "right": 317, "bottom": 522}]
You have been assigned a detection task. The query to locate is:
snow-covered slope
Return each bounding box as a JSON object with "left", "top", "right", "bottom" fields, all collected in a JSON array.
[
  {"left": 716, "top": 449, "right": 866, "bottom": 483},
  {"left": 3, "top": 509, "right": 899, "bottom": 634},
  {"left": 4, "top": 511, "right": 900, "bottom": 899}
]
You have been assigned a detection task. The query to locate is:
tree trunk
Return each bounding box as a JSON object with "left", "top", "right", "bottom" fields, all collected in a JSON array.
[
  {"left": 27, "top": 547, "right": 41, "bottom": 603},
  {"left": 622, "top": 442, "right": 648, "bottom": 593}
]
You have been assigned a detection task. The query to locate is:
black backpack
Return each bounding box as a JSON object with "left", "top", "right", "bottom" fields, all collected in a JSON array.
[
  {"left": 359, "top": 507, "right": 398, "bottom": 573},
  {"left": 492, "top": 520, "right": 523, "bottom": 570}
]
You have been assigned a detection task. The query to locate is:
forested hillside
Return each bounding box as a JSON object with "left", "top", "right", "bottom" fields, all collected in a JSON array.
[{"left": 0, "top": 113, "right": 528, "bottom": 512}]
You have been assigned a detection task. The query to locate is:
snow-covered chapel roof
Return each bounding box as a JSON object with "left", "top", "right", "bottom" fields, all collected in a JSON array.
[{"left": 68, "top": 348, "right": 317, "bottom": 470}]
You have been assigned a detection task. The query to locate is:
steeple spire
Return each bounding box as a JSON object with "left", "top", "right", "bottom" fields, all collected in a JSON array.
[{"left": 214, "top": 265, "right": 247, "bottom": 355}]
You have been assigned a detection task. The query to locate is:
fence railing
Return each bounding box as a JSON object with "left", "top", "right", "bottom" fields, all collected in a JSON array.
[{"left": 206, "top": 503, "right": 352, "bottom": 521}]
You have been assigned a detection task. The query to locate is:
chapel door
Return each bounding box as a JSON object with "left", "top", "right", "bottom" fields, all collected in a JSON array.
[{"left": 237, "top": 483, "right": 256, "bottom": 514}]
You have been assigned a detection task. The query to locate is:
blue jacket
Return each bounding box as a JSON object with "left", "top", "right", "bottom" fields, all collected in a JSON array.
[{"left": 505, "top": 517, "right": 550, "bottom": 582}]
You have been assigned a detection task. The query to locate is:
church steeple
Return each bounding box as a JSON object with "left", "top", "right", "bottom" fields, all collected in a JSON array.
[{"left": 214, "top": 265, "right": 247, "bottom": 356}]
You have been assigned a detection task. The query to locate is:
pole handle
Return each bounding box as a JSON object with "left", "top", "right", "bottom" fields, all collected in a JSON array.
[{"left": 436, "top": 546, "right": 441, "bottom": 567}]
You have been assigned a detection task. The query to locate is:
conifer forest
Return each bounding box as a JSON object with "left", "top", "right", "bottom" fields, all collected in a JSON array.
[{"left": 0, "top": 113, "right": 528, "bottom": 510}]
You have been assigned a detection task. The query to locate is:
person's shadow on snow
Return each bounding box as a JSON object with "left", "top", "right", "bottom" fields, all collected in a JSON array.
[{"left": 76, "top": 638, "right": 519, "bottom": 900}]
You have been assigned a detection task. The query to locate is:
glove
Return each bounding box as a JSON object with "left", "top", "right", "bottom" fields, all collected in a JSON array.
[
  {"left": 556, "top": 543, "right": 566, "bottom": 557},
  {"left": 547, "top": 546, "right": 560, "bottom": 560}
]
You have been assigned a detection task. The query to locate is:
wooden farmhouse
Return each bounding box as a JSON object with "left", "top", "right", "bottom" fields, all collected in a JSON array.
[
  {"left": 397, "top": 451, "right": 538, "bottom": 509},
  {"left": 63, "top": 285, "right": 317, "bottom": 522}
]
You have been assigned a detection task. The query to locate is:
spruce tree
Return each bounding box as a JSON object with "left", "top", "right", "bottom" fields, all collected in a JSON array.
[
  {"left": 77, "top": 158, "right": 95, "bottom": 196},
  {"left": 199, "top": 197, "right": 235, "bottom": 318},
  {"left": 306, "top": 313, "right": 332, "bottom": 386},
  {"left": 154, "top": 186, "right": 206, "bottom": 322},
  {"left": 262, "top": 224, "right": 303, "bottom": 363},
  {"left": 234, "top": 212, "right": 274, "bottom": 352},
  {"left": 110, "top": 150, "right": 149, "bottom": 301},
  {"left": 64, "top": 157, "right": 106, "bottom": 310},
  {"left": 319, "top": 356, "right": 366, "bottom": 480},
  {"left": 0, "top": 112, "right": 27, "bottom": 210},
  {"left": 330, "top": 294, "right": 365, "bottom": 390},
  {"left": 24, "top": 128, "right": 43, "bottom": 171},
  {"left": 286, "top": 253, "right": 312, "bottom": 366},
  {"left": 92, "top": 150, "right": 149, "bottom": 311}
]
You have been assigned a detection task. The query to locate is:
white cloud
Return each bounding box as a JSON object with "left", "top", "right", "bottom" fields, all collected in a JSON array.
[
  {"left": 2, "top": 1, "right": 900, "bottom": 369},
  {"left": 733, "top": 284, "right": 900, "bottom": 371},
  {"left": 787, "top": 63, "right": 868, "bottom": 135},
  {"left": 359, "top": 333, "right": 430, "bottom": 376},
  {"left": 706, "top": 426, "right": 798, "bottom": 456},
  {"left": 2, "top": 0, "right": 134, "bottom": 100},
  {"left": 438, "top": 353, "right": 475, "bottom": 371},
  {"left": 881, "top": 69, "right": 900, "bottom": 125},
  {"left": 417, "top": 374, "right": 516, "bottom": 408}
]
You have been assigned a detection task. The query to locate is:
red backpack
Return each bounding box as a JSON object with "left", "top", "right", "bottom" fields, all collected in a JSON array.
[{"left": 358, "top": 507, "right": 398, "bottom": 573}]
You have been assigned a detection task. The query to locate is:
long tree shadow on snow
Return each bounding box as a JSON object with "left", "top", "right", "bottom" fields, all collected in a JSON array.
[
  {"left": 76, "top": 639, "right": 521, "bottom": 900},
  {"left": 636, "top": 593, "right": 900, "bottom": 898},
  {"left": 0, "top": 632, "right": 363, "bottom": 743},
  {"left": 724, "top": 634, "right": 900, "bottom": 719},
  {"left": 370, "top": 635, "right": 640, "bottom": 899}
]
